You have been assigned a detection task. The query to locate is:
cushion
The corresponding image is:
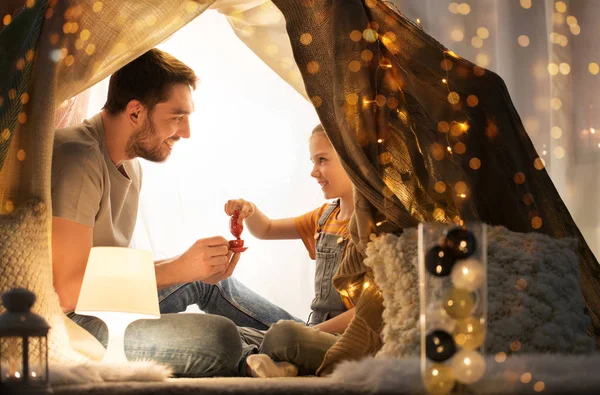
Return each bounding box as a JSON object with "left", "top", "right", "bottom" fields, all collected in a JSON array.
[{"left": 365, "top": 226, "right": 594, "bottom": 357}]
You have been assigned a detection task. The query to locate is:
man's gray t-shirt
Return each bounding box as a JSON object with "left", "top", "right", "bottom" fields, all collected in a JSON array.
[{"left": 52, "top": 113, "right": 142, "bottom": 247}]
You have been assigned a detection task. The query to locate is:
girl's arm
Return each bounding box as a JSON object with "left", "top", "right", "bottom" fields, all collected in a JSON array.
[
  {"left": 225, "top": 199, "right": 300, "bottom": 240},
  {"left": 313, "top": 307, "right": 356, "bottom": 334}
]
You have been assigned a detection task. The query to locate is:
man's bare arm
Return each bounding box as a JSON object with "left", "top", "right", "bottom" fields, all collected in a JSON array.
[{"left": 52, "top": 217, "right": 94, "bottom": 313}]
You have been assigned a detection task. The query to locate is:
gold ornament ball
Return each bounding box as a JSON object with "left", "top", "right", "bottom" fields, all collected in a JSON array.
[
  {"left": 443, "top": 288, "right": 476, "bottom": 319},
  {"left": 453, "top": 317, "right": 485, "bottom": 350},
  {"left": 423, "top": 363, "right": 456, "bottom": 395},
  {"left": 451, "top": 258, "right": 485, "bottom": 291},
  {"left": 450, "top": 350, "right": 486, "bottom": 384}
]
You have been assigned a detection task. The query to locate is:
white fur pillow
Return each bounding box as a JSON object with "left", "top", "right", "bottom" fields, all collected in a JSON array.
[{"left": 365, "top": 226, "right": 594, "bottom": 357}]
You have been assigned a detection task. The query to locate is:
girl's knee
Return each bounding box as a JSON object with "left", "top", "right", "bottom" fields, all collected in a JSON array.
[
  {"left": 269, "top": 320, "right": 307, "bottom": 339},
  {"left": 261, "top": 320, "right": 309, "bottom": 353}
]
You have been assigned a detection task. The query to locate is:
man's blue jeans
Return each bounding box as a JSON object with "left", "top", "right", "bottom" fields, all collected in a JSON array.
[
  {"left": 158, "top": 277, "right": 301, "bottom": 329},
  {"left": 70, "top": 277, "right": 302, "bottom": 377}
]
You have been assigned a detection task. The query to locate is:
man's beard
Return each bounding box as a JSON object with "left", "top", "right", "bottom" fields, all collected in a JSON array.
[{"left": 124, "top": 116, "right": 170, "bottom": 163}]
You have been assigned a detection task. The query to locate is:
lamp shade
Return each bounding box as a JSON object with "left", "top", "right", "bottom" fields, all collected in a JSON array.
[{"left": 75, "top": 247, "right": 160, "bottom": 318}]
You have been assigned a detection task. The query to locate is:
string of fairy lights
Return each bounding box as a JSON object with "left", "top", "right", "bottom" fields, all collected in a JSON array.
[{"left": 445, "top": 1, "right": 600, "bottom": 161}]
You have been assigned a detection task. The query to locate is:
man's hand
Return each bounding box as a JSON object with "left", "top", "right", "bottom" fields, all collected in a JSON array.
[
  {"left": 155, "top": 236, "right": 242, "bottom": 289},
  {"left": 202, "top": 251, "right": 241, "bottom": 284},
  {"left": 177, "top": 236, "right": 236, "bottom": 281}
]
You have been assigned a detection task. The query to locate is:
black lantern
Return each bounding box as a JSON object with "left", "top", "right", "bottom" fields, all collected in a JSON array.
[{"left": 0, "top": 288, "right": 50, "bottom": 394}]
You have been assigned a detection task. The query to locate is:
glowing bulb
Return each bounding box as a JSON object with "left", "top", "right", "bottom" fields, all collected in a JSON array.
[
  {"left": 423, "top": 363, "right": 455, "bottom": 395},
  {"left": 451, "top": 258, "right": 485, "bottom": 290},
  {"left": 443, "top": 288, "right": 475, "bottom": 319},
  {"left": 442, "top": 78, "right": 448, "bottom": 84},
  {"left": 451, "top": 350, "right": 486, "bottom": 384}
]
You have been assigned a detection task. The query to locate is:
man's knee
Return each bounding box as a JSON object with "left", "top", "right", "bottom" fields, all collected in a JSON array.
[
  {"left": 127, "top": 313, "right": 242, "bottom": 377},
  {"left": 70, "top": 314, "right": 109, "bottom": 347},
  {"left": 174, "top": 314, "right": 242, "bottom": 376},
  {"left": 200, "top": 314, "right": 243, "bottom": 375}
]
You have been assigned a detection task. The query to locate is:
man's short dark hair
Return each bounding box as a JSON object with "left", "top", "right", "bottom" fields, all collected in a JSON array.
[{"left": 103, "top": 48, "right": 198, "bottom": 115}]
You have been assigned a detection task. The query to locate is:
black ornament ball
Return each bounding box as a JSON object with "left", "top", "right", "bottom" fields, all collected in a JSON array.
[
  {"left": 446, "top": 227, "right": 477, "bottom": 259},
  {"left": 425, "top": 245, "right": 456, "bottom": 276},
  {"left": 426, "top": 329, "right": 457, "bottom": 362}
]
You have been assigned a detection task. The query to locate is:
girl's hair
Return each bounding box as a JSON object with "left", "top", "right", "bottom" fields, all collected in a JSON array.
[
  {"left": 310, "top": 124, "right": 333, "bottom": 146},
  {"left": 310, "top": 124, "right": 329, "bottom": 140},
  {"left": 312, "top": 124, "right": 326, "bottom": 135}
]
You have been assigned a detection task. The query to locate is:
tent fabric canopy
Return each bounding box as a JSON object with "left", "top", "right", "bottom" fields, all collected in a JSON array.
[{"left": 0, "top": 0, "right": 598, "bottom": 370}]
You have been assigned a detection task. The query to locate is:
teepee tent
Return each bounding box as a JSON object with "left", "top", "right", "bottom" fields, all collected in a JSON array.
[{"left": 1, "top": 0, "right": 598, "bottom": 373}]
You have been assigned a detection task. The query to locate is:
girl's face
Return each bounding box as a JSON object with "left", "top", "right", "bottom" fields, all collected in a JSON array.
[{"left": 309, "top": 133, "right": 353, "bottom": 200}]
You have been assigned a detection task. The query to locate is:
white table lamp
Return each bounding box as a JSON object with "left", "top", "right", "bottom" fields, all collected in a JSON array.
[{"left": 75, "top": 247, "right": 160, "bottom": 363}]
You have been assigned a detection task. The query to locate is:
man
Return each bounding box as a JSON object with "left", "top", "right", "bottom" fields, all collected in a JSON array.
[{"left": 51, "top": 49, "right": 297, "bottom": 376}]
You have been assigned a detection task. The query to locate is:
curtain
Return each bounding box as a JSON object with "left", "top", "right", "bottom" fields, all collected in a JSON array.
[{"left": 387, "top": 0, "right": 600, "bottom": 265}]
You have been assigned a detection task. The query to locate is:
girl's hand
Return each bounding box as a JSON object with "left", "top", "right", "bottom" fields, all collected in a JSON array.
[{"left": 224, "top": 199, "right": 256, "bottom": 222}]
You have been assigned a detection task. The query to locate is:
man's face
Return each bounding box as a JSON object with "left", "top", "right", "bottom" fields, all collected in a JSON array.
[{"left": 125, "top": 83, "right": 194, "bottom": 162}]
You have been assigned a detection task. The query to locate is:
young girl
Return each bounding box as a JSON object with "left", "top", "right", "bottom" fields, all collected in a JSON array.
[{"left": 224, "top": 124, "right": 355, "bottom": 377}]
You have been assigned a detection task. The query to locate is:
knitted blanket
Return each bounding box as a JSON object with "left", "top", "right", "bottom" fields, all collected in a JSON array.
[{"left": 0, "top": 198, "right": 79, "bottom": 363}]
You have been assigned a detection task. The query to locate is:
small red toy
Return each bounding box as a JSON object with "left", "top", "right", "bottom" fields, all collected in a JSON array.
[{"left": 229, "top": 209, "right": 248, "bottom": 253}]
